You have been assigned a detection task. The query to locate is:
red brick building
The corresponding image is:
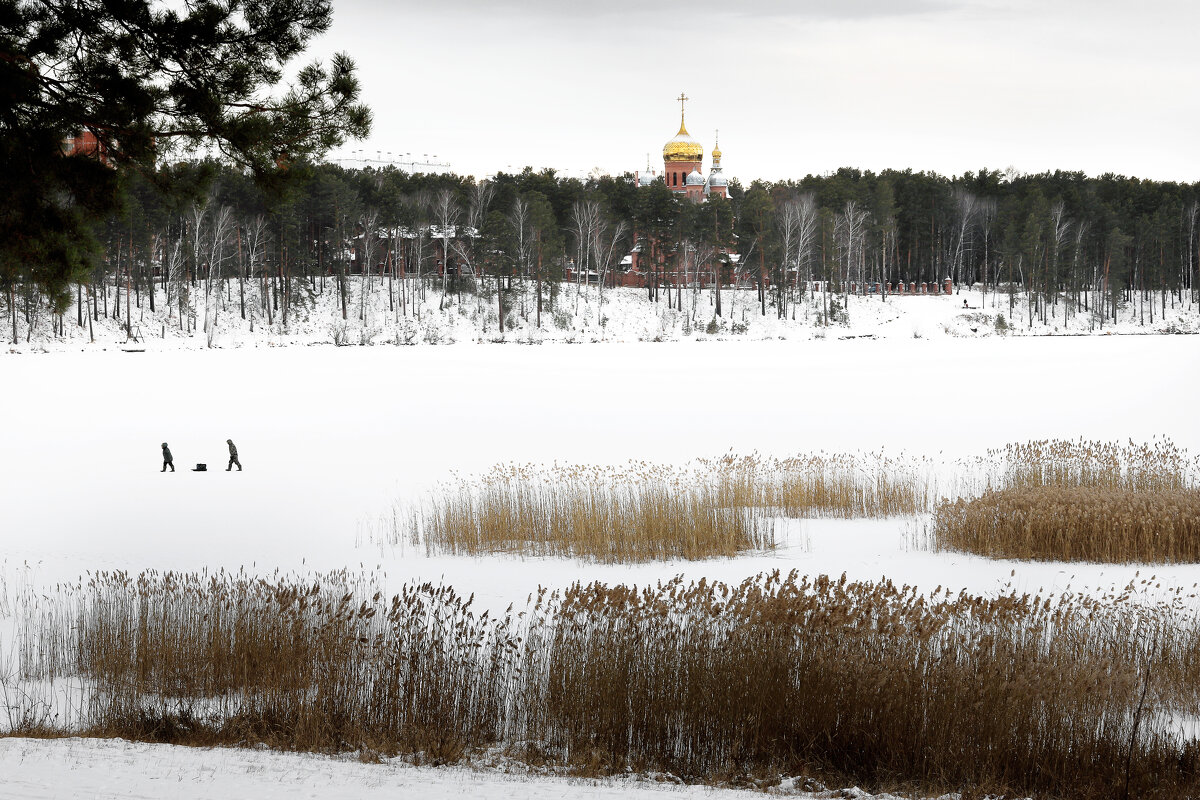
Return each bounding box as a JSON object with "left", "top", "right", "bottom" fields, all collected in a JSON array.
[{"left": 62, "top": 130, "right": 109, "bottom": 164}]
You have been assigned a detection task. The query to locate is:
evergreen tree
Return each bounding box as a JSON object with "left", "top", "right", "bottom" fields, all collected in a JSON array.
[{"left": 0, "top": 0, "right": 370, "bottom": 309}]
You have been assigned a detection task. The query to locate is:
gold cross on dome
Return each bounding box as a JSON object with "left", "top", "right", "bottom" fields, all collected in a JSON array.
[{"left": 677, "top": 92, "right": 688, "bottom": 118}]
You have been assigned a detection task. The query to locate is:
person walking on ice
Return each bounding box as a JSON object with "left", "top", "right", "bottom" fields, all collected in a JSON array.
[
  {"left": 161, "top": 442, "right": 175, "bottom": 472},
  {"left": 226, "top": 439, "right": 242, "bottom": 471}
]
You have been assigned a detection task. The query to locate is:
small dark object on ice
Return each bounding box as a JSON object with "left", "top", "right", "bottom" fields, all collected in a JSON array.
[{"left": 192, "top": 464, "right": 207, "bottom": 472}]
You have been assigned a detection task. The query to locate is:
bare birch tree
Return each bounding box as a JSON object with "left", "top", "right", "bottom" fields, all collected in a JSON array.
[
  {"left": 448, "top": 180, "right": 494, "bottom": 328},
  {"left": 1186, "top": 201, "right": 1199, "bottom": 307},
  {"left": 977, "top": 198, "right": 996, "bottom": 308},
  {"left": 1048, "top": 199, "right": 1072, "bottom": 323},
  {"left": 243, "top": 215, "right": 269, "bottom": 332},
  {"left": 591, "top": 216, "right": 629, "bottom": 335},
  {"left": 509, "top": 197, "right": 534, "bottom": 322},
  {"left": 358, "top": 209, "right": 380, "bottom": 323},
  {"left": 776, "top": 198, "right": 801, "bottom": 320},
  {"left": 185, "top": 195, "right": 210, "bottom": 335},
  {"left": 951, "top": 188, "right": 979, "bottom": 288},
  {"left": 433, "top": 189, "right": 460, "bottom": 311},
  {"left": 204, "top": 204, "right": 234, "bottom": 346},
  {"left": 404, "top": 191, "right": 431, "bottom": 321},
  {"left": 569, "top": 200, "right": 600, "bottom": 313},
  {"left": 836, "top": 200, "right": 869, "bottom": 315}
]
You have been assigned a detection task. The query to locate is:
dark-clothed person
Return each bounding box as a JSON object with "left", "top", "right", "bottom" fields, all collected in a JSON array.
[
  {"left": 161, "top": 443, "right": 175, "bottom": 472},
  {"left": 226, "top": 439, "right": 242, "bottom": 471}
]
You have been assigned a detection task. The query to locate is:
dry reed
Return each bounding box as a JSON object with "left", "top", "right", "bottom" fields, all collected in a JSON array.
[
  {"left": 982, "top": 438, "right": 1196, "bottom": 493},
  {"left": 936, "top": 486, "right": 1200, "bottom": 562},
  {"left": 935, "top": 439, "right": 1200, "bottom": 563},
  {"left": 402, "top": 462, "right": 775, "bottom": 562},
  {"left": 734, "top": 451, "right": 934, "bottom": 518},
  {"left": 11, "top": 568, "right": 1200, "bottom": 798},
  {"left": 397, "top": 453, "right": 932, "bottom": 561}
]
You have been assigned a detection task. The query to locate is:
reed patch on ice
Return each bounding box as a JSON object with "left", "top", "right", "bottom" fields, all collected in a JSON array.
[
  {"left": 935, "top": 439, "right": 1200, "bottom": 563},
  {"left": 393, "top": 453, "right": 933, "bottom": 562},
  {"left": 11, "top": 568, "right": 1200, "bottom": 798}
]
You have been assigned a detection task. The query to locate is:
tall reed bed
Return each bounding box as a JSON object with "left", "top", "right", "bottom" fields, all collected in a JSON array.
[
  {"left": 400, "top": 462, "right": 774, "bottom": 562},
  {"left": 965, "top": 438, "right": 1197, "bottom": 493},
  {"left": 396, "top": 454, "right": 933, "bottom": 561},
  {"left": 718, "top": 452, "right": 936, "bottom": 518},
  {"left": 13, "top": 569, "right": 1200, "bottom": 798},
  {"left": 22, "top": 569, "right": 520, "bottom": 755},
  {"left": 936, "top": 439, "right": 1200, "bottom": 562}
]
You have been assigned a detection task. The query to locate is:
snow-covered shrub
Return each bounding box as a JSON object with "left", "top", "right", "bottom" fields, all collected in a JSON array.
[
  {"left": 422, "top": 321, "right": 444, "bottom": 345},
  {"left": 358, "top": 322, "right": 381, "bottom": 346},
  {"left": 393, "top": 320, "right": 418, "bottom": 346}
]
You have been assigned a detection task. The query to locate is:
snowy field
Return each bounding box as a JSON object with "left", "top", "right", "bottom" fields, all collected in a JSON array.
[{"left": 1, "top": 334, "right": 1197, "bottom": 798}]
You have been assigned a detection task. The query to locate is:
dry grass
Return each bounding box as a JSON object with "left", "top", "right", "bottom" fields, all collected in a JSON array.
[
  {"left": 395, "top": 454, "right": 932, "bottom": 562},
  {"left": 935, "top": 439, "right": 1200, "bottom": 563},
  {"left": 10, "top": 568, "right": 1200, "bottom": 798}
]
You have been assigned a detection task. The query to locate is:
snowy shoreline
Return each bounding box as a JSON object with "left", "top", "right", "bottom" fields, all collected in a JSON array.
[
  {"left": 5, "top": 284, "right": 1198, "bottom": 353},
  {"left": 0, "top": 737, "right": 957, "bottom": 800}
]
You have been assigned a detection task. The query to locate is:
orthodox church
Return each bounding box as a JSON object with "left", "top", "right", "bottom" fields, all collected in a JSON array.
[
  {"left": 637, "top": 94, "right": 728, "bottom": 202},
  {"left": 614, "top": 95, "right": 732, "bottom": 286}
]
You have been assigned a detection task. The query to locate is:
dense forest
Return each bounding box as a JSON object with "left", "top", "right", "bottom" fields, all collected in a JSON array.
[{"left": 4, "top": 159, "right": 1199, "bottom": 343}]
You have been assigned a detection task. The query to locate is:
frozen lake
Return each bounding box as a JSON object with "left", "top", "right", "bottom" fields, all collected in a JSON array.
[
  {"left": 1, "top": 335, "right": 1196, "bottom": 607},
  {"left": 1, "top": 335, "right": 1197, "bottom": 799}
]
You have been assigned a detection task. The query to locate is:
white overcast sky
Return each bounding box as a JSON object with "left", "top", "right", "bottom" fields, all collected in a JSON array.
[{"left": 313, "top": 0, "right": 1199, "bottom": 183}]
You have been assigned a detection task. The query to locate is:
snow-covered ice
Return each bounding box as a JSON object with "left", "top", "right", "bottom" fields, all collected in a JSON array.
[
  {"left": 0, "top": 333, "right": 1196, "bottom": 798},
  {"left": 1, "top": 335, "right": 1196, "bottom": 600}
]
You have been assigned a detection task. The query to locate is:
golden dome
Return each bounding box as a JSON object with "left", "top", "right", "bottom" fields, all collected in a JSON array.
[
  {"left": 664, "top": 93, "right": 704, "bottom": 163},
  {"left": 663, "top": 121, "right": 703, "bottom": 163}
]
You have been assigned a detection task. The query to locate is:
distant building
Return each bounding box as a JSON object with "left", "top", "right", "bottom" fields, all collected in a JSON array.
[
  {"left": 623, "top": 95, "right": 734, "bottom": 287},
  {"left": 62, "top": 130, "right": 109, "bottom": 164},
  {"left": 636, "top": 93, "right": 729, "bottom": 203}
]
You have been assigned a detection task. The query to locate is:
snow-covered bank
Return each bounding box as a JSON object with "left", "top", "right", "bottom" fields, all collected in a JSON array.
[
  {"left": 0, "top": 737, "right": 957, "bottom": 800},
  {"left": 5, "top": 282, "right": 1198, "bottom": 352}
]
